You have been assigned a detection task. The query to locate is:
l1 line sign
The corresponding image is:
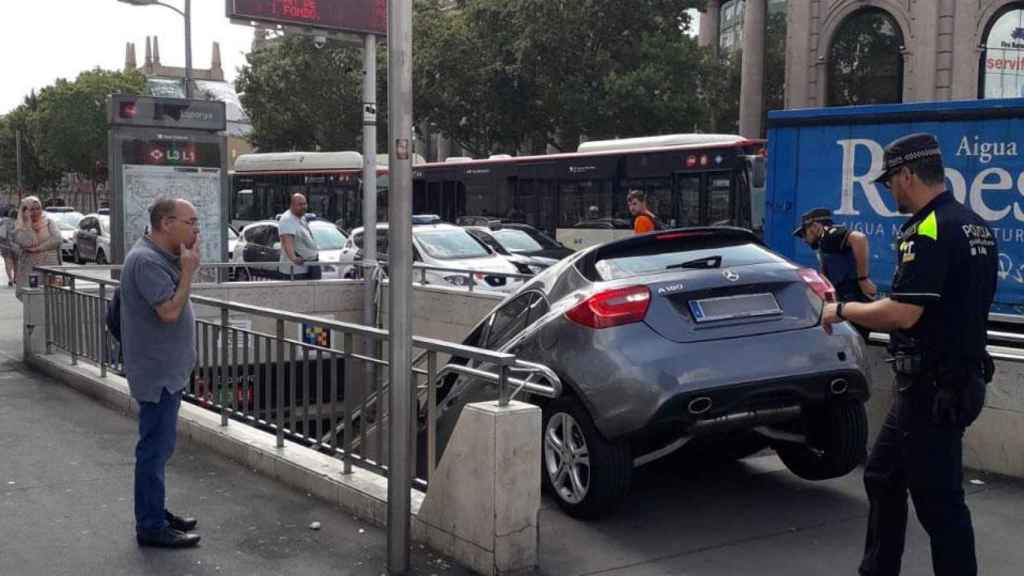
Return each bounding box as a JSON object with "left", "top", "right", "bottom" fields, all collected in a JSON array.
[{"left": 226, "top": 0, "right": 387, "bottom": 36}]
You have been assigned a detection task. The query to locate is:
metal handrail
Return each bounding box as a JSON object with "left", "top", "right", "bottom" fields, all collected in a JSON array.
[{"left": 34, "top": 264, "right": 561, "bottom": 485}]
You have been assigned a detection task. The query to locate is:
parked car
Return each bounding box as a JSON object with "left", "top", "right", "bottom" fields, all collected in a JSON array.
[
  {"left": 427, "top": 227, "right": 871, "bottom": 519},
  {"left": 463, "top": 226, "right": 560, "bottom": 275},
  {"left": 338, "top": 222, "right": 526, "bottom": 293},
  {"left": 232, "top": 219, "right": 348, "bottom": 280},
  {"left": 457, "top": 217, "right": 574, "bottom": 260},
  {"left": 73, "top": 214, "right": 111, "bottom": 264},
  {"left": 227, "top": 226, "right": 239, "bottom": 260},
  {"left": 46, "top": 210, "right": 84, "bottom": 260}
]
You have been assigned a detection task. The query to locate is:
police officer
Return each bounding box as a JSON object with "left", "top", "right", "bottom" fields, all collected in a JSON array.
[
  {"left": 821, "top": 133, "right": 997, "bottom": 576},
  {"left": 795, "top": 207, "right": 877, "bottom": 337}
]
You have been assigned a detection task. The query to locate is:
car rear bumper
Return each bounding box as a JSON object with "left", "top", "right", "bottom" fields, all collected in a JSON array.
[{"left": 536, "top": 319, "right": 871, "bottom": 440}]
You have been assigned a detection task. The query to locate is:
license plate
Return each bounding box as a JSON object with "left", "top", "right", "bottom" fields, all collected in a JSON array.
[{"left": 689, "top": 293, "right": 781, "bottom": 323}]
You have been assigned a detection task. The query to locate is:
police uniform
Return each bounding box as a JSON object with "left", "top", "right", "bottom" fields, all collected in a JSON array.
[
  {"left": 794, "top": 208, "right": 871, "bottom": 304},
  {"left": 857, "top": 134, "right": 997, "bottom": 576}
]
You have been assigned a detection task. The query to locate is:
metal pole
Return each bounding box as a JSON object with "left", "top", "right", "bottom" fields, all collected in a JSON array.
[
  {"left": 386, "top": 0, "right": 414, "bottom": 571},
  {"left": 184, "top": 0, "right": 193, "bottom": 99},
  {"left": 15, "top": 129, "right": 24, "bottom": 199},
  {"left": 99, "top": 284, "right": 108, "bottom": 377},
  {"left": 362, "top": 33, "right": 380, "bottom": 415}
]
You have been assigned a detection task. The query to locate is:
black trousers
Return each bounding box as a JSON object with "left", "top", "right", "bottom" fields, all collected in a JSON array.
[{"left": 858, "top": 378, "right": 983, "bottom": 576}]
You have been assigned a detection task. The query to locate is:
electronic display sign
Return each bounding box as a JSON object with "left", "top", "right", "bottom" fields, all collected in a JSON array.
[
  {"left": 109, "top": 95, "right": 226, "bottom": 131},
  {"left": 227, "top": 0, "right": 387, "bottom": 36}
]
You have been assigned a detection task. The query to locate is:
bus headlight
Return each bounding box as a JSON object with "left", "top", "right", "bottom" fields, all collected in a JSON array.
[{"left": 443, "top": 275, "right": 475, "bottom": 287}]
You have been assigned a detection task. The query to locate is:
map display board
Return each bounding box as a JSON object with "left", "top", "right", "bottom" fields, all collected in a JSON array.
[{"left": 122, "top": 165, "right": 223, "bottom": 262}]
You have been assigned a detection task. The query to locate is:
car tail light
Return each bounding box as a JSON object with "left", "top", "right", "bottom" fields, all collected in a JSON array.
[
  {"left": 566, "top": 286, "right": 651, "bottom": 329},
  {"left": 798, "top": 268, "right": 836, "bottom": 303}
]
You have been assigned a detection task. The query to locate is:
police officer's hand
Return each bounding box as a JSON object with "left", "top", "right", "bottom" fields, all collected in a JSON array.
[
  {"left": 821, "top": 303, "right": 841, "bottom": 335},
  {"left": 859, "top": 278, "right": 878, "bottom": 299},
  {"left": 932, "top": 386, "right": 961, "bottom": 427}
]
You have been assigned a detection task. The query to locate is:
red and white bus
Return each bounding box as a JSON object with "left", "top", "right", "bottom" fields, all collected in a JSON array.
[{"left": 230, "top": 133, "right": 766, "bottom": 249}]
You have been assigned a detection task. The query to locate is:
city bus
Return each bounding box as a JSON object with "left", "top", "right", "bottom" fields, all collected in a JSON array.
[{"left": 229, "top": 134, "right": 767, "bottom": 248}]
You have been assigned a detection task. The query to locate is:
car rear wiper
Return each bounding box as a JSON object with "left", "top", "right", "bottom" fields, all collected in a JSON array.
[{"left": 665, "top": 255, "right": 722, "bottom": 270}]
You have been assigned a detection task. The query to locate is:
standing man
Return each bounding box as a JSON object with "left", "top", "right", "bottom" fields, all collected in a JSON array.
[
  {"left": 821, "top": 134, "right": 997, "bottom": 576},
  {"left": 627, "top": 189, "right": 660, "bottom": 235},
  {"left": 795, "top": 207, "right": 877, "bottom": 338},
  {"left": 279, "top": 193, "right": 320, "bottom": 280},
  {"left": 121, "top": 198, "right": 202, "bottom": 548}
]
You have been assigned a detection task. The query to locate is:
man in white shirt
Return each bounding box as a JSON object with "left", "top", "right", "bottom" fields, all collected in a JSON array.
[{"left": 279, "top": 193, "right": 320, "bottom": 279}]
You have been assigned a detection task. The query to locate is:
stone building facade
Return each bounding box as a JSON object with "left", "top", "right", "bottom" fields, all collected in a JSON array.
[{"left": 699, "top": 1, "right": 1024, "bottom": 136}]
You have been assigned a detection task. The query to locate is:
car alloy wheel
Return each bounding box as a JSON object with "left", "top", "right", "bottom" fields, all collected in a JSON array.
[{"left": 544, "top": 412, "right": 591, "bottom": 505}]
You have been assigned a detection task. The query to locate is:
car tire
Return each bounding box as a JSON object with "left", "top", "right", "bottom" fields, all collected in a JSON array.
[
  {"left": 775, "top": 400, "right": 868, "bottom": 481},
  {"left": 236, "top": 267, "right": 251, "bottom": 282},
  {"left": 73, "top": 246, "right": 83, "bottom": 265},
  {"left": 95, "top": 250, "right": 107, "bottom": 265},
  {"left": 542, "top": 396, "right": 631, "bottom": 520}
]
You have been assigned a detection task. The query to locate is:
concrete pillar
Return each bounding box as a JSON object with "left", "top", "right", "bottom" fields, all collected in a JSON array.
[
  {"left": 739, "top": 0, "right": 767, "bottom": 137},
  {"left": 699, "top": 0, "right": 721, "bottom": 51},
  {"left": 417, "top": 401, "right": 542, "bottom": 576},
  {"left": 21, "top": 289, "right": 46, "bottom": 360}
]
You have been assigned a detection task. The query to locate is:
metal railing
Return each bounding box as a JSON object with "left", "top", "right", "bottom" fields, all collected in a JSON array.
[{"left": 35, "top": 264, "right": 561, "bottom": 485}]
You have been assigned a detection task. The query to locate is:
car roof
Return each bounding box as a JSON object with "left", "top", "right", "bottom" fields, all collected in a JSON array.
[{"left": 350, "top": 222, "right": 461, "bottom": 235}]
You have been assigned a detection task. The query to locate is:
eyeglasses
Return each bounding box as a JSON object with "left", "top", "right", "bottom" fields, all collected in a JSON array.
[
  {"left": 22, "top": 206, "right": 41, "bottom": 212},
  {"left": 167, "top": 216, "right": 200, "bottom": 228}
]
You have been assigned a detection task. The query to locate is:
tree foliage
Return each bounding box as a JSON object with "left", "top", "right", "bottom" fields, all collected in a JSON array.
[
  {"left": 415, "top": 0, "right": 708, "bottom": 155},
  {"left": 235, "top": 35, "right": 388, "bottom": 152},
  {"left": 1, "top": 69, "right": 144, "bottom": 194}
]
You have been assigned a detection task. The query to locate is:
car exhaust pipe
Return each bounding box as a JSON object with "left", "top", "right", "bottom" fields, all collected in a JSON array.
[
  {"left": 688, "top": 396, "right": 713, "bottom": 415},
  {"left": 830, "top": 378, "right": 849, "bottom": 395},
  {"left": 690, "top": 405, "right": 802, "bottom": 436}
]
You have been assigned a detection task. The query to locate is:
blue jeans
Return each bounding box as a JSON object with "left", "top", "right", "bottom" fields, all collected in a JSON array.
[{"left": 134, "top": 387, "right": 182, "bottom": 533}]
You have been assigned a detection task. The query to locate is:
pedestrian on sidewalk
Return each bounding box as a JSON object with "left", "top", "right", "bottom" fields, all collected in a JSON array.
[
  {"left": 0, "top": 207, "right": 17, "bottom": 286},
  {"left": 12, "top": 196, "right": 61, "bottom": 300},
  {"left": 121, "top": 197, "right": 202, "bottom": 548}
]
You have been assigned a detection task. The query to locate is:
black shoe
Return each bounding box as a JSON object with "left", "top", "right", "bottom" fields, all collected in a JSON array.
[
  {"left": 136, "top": 527, "right": 201, "bottom": 548},
  {"left": 165, "top": 511, "right": 198, "bottom": 532}
]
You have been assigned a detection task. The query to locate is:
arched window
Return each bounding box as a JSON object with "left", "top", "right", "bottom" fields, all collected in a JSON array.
[
  {"left": 980, "top": 4, "right": 1024, "bottom": 99},
  {"left": 827, "top": 8, "right": 904, "bottom": 106}
]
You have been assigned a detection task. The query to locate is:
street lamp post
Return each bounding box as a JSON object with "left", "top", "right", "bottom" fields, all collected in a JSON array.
[{"left": 118, "top": 0, "right": 193, "bottom": 99}]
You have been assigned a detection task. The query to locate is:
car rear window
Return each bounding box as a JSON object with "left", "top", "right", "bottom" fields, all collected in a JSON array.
[{"left": 592, "top": 241, "right": 780, "bottom": 281}]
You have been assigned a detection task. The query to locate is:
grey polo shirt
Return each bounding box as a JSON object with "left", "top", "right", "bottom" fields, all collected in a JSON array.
[{"left": 120, "top": 236, "right": 196, "bottom": 403}]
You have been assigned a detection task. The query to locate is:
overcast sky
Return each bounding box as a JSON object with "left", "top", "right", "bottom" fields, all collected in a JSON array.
[
  {"left": 1, "top": 2, "right": 702, "bottom": 116},
  {"left": 0, "top": 0, "right": 255, "bottom": 115}
]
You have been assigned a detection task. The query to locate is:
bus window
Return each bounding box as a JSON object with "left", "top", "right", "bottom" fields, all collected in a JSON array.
[
  {"left": 708, "top": 174, "right": 734, "bottom": 226},
  {"left": 233, "top": 189, "right": 255, "bottom": 222},
  {"left": 676, "top": 174, "right": 701, "bottom": 227},
  {"left": 510, "top": 179, "right": 555, "bottom": 233},
  {"left": 559, "top": 180, "right": 618, "bottom": 228}
]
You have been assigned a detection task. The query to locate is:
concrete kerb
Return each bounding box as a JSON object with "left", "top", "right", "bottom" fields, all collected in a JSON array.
[{"left": 24, "top": 350, "right": 542, "bottom": 575}]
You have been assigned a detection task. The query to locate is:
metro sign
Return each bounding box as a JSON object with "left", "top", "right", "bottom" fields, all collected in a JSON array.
[{"left": 227, "top": 0, "right": 387, "bottom": 36}]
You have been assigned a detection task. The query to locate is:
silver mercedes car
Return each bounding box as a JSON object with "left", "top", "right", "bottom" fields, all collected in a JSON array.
[{"left": 429, "top": 227, "right": 871, "bottom": 519}]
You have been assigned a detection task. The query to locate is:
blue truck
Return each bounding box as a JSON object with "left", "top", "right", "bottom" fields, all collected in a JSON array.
[{"left": 765, "top": 98, "right": 1024, "bottom": 315}]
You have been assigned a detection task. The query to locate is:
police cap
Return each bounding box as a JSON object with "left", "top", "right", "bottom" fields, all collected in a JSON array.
[
  {"left": 874, "top": 133, "right": 942, "bottom": 184},
  {"left": 792, "top": 207, "right": 833, "bottom": 238}
]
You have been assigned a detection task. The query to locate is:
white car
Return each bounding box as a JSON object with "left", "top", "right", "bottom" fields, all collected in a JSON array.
[
  {"left": 47, "top": 211, "right": 84, "bottom": 260},
  {"left": 338, "top": 222, "right": 526, "bottom": 293},
  {"left": 232, "top": 219, "right": 348, "bottom": 279},
  {"left": 72, "top": 214, "right": 111, "bottom": 265}
]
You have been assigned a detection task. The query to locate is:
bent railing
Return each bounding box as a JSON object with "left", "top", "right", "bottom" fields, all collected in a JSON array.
[{"left": 34, "top": 264, "right": 560, "bottom": 485}]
